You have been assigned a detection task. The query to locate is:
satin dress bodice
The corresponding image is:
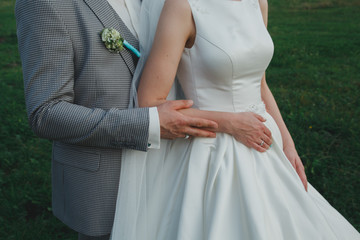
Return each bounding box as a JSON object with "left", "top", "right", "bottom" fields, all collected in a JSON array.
[{"left": 177, "top": 0, "right": 274, "bottom": 112}]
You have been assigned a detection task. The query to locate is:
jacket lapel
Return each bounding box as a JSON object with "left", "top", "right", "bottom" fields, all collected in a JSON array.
[{"left": 84, "top": 0, "right": 139, "bottom": 75}]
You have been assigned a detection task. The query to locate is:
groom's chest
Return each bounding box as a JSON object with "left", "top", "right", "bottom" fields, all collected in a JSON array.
[{"left": 60, "top": 0, "right": 138, "bottom": 109}]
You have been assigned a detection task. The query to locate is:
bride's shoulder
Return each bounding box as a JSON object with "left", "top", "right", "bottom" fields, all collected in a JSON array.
[
  {"left": 162, "top": 0, "right": 194, "bottom": 22},
  {"left": 164, "top": 0, "right": 193, "bottom": 11},
  {"left": 158, "top": 0, "right": 195, "bottom": 47}
]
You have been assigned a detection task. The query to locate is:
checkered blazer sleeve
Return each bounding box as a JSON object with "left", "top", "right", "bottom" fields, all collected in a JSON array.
[{"left": 16, "top": 0, "right": 150, "bottom": 151}]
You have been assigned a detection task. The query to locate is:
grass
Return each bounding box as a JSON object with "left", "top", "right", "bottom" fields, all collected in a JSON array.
[
  {"left": 267, "top": 0, "right": 360, "bottom": 230},
  {"left": 0, "top": 0, "right": 359, "bottom": 239},
  {"left": 0, "top": 0, "right": 77, "bottom": 239}
]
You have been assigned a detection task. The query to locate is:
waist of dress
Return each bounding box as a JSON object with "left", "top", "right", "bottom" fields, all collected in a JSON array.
[{"left": 195, "top": 101, "right": 267, "bottom": 115}]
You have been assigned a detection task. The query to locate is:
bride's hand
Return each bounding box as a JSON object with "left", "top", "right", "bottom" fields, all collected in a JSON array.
[
  {"left": 225, "top": 112, "right": 273, "bottom": 152},
  {"left": 283, "top": 146, "right": 308, "bottom": 191}
]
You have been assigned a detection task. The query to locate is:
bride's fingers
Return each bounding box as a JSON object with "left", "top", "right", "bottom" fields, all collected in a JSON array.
[
  {"left": 257, "top": 138, "right": 271, "bottom": 150},
  {"left": 295, "top": 158, "right": 308, "bottom": 191},
  {"left": 297, "top": 169, "right": 308, "bottom": 191},
  {"left": 250, "top": 141, "right": 267, "bottom": 152},
  {"left": 262, "top": 125, "right": 272, "bottom": 139},
  {"left": 261, "top": 141, "right": 271, "bottom": 150},
  {"left": 253, "top": 113, "right": 266, "bottom": 122},
  {"left": 253, "top": 113, "right": 272, "bottom": 139},
  {"left": 261, "top": 135, "right": 272, "bottom": 147}
]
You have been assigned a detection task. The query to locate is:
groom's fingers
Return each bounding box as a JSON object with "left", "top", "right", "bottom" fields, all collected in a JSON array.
[
  {"left": 157, "top": 101, "right": 218, "bottom": 139},
  {"left": 186, "top": 116, "right": 218, "bottom": 130},
  {"left": 168, "top": 99, "right": 194, "bottom": 110},
  {"left": 183, "top": 117, "right": 218, "bottom": 138},
  {"left": 161, "top": 100, "right": 218, "bottom": 129},
  {"left": 185, "top": 127, "right": 217, "bottom": 138}
]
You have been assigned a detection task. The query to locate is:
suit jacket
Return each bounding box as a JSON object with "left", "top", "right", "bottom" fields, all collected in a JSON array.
[{"left": 15, "top": 0, "right": 149, "bottom": 236}]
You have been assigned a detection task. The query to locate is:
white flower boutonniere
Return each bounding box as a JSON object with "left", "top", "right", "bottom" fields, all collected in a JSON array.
[{"left": 101, "top": 28, "right": 141, "bottom": 57}]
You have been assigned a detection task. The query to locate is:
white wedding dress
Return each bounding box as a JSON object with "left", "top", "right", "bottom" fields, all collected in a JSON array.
[{"left": 110, "top": 0, "right": 360, "bottom": 239}]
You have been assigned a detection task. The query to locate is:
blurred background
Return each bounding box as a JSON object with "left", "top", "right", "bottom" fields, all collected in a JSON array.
[{"left": 0, "top": 0, "right": 359, "bottom": 239}]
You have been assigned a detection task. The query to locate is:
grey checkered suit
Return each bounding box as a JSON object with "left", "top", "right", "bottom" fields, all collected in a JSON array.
[{"left": 16, "top": 0, "right": 149, "bottom": 236}]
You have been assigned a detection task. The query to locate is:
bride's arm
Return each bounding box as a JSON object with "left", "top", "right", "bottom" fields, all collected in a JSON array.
[
  {"left": 259, "top": 0, "right": 308, "bottom": 190},
  {"left": 261, "top": 76, "right": 307, "bottom": 189},
  {"left": 138, "top": 0, "right": 273, "bottom": 152}
]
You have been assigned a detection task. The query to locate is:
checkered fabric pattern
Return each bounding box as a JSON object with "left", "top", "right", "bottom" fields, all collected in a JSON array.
[{"left": 16, "top": 0, "right": 148, "bottom": 236}]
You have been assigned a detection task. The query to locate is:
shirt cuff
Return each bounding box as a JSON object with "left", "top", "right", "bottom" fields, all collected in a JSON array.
[{"left": 147, "top": 107, "right": 160, "bottom": 149}]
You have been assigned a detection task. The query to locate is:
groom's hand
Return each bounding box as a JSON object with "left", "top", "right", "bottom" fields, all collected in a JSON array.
[{"left": 157, "top": 100, "right": 218, "bottom": 139}]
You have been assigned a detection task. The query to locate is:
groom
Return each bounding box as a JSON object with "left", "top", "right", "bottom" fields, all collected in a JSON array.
[{"left": 15, "top": 0, "right": 218, "bottom": 239}]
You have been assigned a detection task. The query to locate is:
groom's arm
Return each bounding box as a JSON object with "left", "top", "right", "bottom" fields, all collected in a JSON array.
[
  {"left": 16, "top": 0, "right": 153, "bottom": 151},
  {"left": 16, "top": 0, "right": 216, "bottom": 150}
]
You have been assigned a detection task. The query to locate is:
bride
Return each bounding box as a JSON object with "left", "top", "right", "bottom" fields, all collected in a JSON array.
[{"left": 111, "top": 0, "right": 360, "bottom": 239}]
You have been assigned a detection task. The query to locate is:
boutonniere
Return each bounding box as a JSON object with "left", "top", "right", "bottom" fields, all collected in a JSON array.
[{"left": 101, "top": 28, "right": 141, "bottom": 57}]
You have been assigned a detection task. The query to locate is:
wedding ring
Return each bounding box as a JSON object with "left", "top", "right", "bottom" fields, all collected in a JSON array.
[
  {"left": 260, "top": 140, "right": 265, "bottom": 147},
  {"left": 184, "top": 134, "right": 190, "bottom": 140}
]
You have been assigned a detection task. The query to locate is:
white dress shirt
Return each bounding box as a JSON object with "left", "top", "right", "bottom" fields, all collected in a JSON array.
[{"left": 107, "top": 0, "right": 160, "bottom": 149}]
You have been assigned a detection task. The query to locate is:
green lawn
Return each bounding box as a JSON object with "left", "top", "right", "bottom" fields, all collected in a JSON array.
[
  {"left": 268, "top": 0, "right": 360, "bottom": 231},
  {"left": 0, "top": 0, "right": 359, "bottom": 239}
]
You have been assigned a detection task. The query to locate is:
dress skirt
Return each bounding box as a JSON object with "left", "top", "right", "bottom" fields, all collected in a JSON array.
[{"left": 110, "top": 111, "right": 360, "bottom": 240}]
